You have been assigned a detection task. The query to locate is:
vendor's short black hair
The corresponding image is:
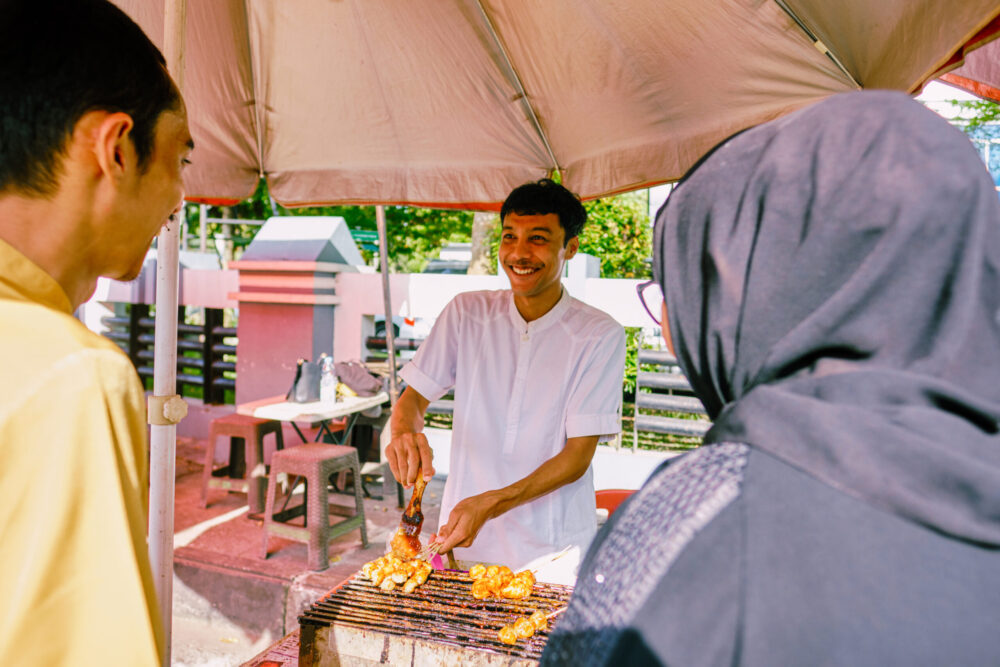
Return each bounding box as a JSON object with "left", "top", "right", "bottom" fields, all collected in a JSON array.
[
  {"left": 501, "top": 178, "right": 587, "bottom": 243},
  {"left": 0, "top": 0, "right": 181, "bottom": 197}
]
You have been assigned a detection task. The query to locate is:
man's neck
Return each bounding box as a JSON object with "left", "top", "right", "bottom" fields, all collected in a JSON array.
[
  {"left": 512, "top": 283, "right": 564, "bottom": 323},
  {"left": 0, "top": 193, "right": 95, "bottom": 309}
]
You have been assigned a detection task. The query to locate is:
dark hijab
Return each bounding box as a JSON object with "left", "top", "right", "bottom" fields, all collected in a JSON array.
[{"left": 655, "top": 90, "right": 1000, "bottom": 546}]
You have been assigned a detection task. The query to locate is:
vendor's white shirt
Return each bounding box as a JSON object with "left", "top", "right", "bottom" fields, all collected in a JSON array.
[{"left": 399, "top": 289, "right": 625, "bottom": 572}]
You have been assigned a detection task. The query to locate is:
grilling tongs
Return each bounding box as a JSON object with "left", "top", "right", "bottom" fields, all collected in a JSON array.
[{"left": 389, "top": 463, "right": 428, "bottom": 560}]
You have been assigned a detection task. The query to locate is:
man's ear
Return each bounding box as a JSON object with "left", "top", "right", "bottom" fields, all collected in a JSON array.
[
  {"left": 564, "top": 235, "right": 579, "bottom": 260},
  {"left": 92, "top": 111, "right": 136, "bottom": 181}
]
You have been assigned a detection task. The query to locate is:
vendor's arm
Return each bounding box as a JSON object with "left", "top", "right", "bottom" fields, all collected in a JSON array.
[
  {"left": 390, "top": 296, "right": 465, "bottom": 487},
  {"left": 432, "top": 434, "right": 599, "bottom": 551},
  {"left": 385, "top": 386, "right": 435, "bottom": 487}
]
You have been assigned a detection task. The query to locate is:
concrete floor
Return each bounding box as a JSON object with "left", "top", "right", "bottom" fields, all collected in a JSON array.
[{"left": 169, "top": 432, "right": 445, "bottom": 666}]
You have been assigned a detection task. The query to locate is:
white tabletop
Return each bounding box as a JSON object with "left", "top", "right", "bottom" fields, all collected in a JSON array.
[{"left": 243, "top": 391, "right": 389, "bottom": 424}]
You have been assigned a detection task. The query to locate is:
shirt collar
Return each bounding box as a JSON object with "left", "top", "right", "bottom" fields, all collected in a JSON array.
[
  {"left": 0, "top": 236, "right": 73, "bottom": 314},
  {"left": 507, "top": 287, "right": 571, "bottom": 334}
]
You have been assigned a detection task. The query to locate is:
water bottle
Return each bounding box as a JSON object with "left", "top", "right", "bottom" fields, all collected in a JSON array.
[{"left": 319, "top": 354, "right": 338, "bottom": 403}]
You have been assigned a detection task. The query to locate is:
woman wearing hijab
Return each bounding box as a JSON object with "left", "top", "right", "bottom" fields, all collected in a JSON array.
[{"left": 541, "top": 90, "right": 1000, "bottom": 666}]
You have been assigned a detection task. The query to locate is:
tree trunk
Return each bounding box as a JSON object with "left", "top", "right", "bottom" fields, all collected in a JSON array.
[{"left": 468, "top": 211, "right": 498, "bottom": 275}]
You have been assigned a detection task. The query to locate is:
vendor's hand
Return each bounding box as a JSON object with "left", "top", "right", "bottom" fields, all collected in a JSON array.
[
  {"left": 431, "top": 492, "right": 498, "bottom": 552},
  {"left": 385, "top": 431, "right": 434, "bottom": 488}
]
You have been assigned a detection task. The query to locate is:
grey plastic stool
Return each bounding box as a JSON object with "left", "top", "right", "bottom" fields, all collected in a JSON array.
[{"left": 261, "top": 443, "right": 368, "bottom": 570}]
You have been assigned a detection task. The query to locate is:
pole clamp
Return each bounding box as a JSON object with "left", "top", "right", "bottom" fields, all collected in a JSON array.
[{"left": 148, "top": 394, "right": 189, "bottom": 425}]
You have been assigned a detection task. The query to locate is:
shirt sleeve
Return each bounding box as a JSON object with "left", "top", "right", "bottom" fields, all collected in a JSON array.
[
  {"left": 398, "top": 296, "right": 463, "bottom": 401},
  {"left": 564, "top": 323, "right": 626, "bottom": 441}
]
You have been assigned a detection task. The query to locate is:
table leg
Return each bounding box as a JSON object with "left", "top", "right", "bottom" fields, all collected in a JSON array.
[
  {"left": 338, "top": 413, "right": 360, "bottom": 445},
  {"left": 317, "top": 414, "right": 355, "bottom": 445},
  {"left": 316, "top": 419, "right": 336, "bottom": 443}
]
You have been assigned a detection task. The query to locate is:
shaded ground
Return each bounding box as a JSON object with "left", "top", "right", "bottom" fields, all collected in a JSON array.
[
  {"left": 169, "top": 425, "right": 675, "bottom": 665},
  {"left": 170, "top": 432, "right": 444, "bottom": 666}
]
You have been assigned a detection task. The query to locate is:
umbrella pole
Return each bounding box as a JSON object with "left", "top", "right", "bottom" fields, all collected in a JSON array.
[
  {"left": 375, "top": 205, "right": 399, "bottom": 405},
  {"left": 150, "top": 0, "right": 186, "bottom": 663}
]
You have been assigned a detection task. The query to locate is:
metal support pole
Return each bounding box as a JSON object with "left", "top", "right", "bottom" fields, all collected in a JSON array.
[
  {"left": 180, "top": 203, "right": 188, "bottom": 250},
  {"left": 199, "top": 203, "right": 207, "bottom": 252},
  {"left": 150, "top": 1, "right": 186, "bottom": 663},
  {"left": 150, "top": 230, "right": 179, "bottom": 666},
  {"left": 375, "top": 205, "right": 399, "bottom": 405}
]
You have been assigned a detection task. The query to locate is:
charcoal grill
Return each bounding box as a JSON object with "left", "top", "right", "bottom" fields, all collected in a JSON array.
[{"left": 298, "top": 568, "right": 573, "bottom": 666}]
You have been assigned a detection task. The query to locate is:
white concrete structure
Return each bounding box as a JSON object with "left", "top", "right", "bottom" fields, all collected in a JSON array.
[{"left": 332, "top": 257, "right": 659, "bottom": 361}]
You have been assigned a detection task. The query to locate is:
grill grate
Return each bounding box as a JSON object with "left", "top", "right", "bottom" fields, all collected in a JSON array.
[{"left": 299, "top": 569, "right": 573, "bottom": 661}]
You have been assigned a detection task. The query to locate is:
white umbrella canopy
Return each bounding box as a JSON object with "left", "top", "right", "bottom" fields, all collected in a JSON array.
[
  {"left": 119, "top": 0, "right": 1000, "bottom": 209},
  {"left": 935, "top": 21, "right": 1000, "bottom": 102}
]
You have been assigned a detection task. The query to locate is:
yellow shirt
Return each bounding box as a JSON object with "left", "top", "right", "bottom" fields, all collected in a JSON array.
[{"left": 0, "top": 238, "right": 162, "bottom": 665}]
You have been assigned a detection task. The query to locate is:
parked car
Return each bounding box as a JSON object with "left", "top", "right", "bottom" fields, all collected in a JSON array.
[
  {"left": 422, "top": 258, "right": 469, "bottom": 274},
  {"left": 373, "top": 315, "right": 432, "bottom": 340},
  {"left": 422, "top": 242, "right": 471, "bottom": 274}
]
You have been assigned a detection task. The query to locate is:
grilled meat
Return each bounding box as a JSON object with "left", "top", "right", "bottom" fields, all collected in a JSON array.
[
  {"left": 470, "top": 579, "right": 492, "bottom": 599},
  {"left": 362, "top": 555, "right": 434, "bottom": 594},
  {"left": 500, "top": 578, "right": 533, "bottom": 599},
  {"left": 390, "top": 465, "right": 428, "bottom": 560},
  {"left": 498, "top": 611, "right": 543, "bottom": 646},
  {"left": 514, "top": 617, "right": 536, "bottom": 639},
  {"left": 466, "top": 562, "right": 536, "bottom": 600},
  {"left": 498, "top": 625, "right": 519, "bottom": 645}
]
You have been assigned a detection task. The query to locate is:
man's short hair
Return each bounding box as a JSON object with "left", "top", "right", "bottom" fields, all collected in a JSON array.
[
  {"left": 500, "top": 178, "right": 587, "bottom": 243},
  {"left": 0, "top": 0, "right": 180, "bottom": 197}
]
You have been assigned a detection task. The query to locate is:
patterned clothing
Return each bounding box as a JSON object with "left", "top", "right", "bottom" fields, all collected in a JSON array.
[{"left": 545, "top": 443, "right": 1000, "bottom": 666}]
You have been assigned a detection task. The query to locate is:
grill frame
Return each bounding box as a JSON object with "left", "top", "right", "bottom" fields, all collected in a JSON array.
[{"left": 299, "top": 568, "right": 573, "bottom": 665}]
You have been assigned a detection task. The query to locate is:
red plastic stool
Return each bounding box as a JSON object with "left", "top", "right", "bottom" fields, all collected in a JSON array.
[
  {"left": 201, "top": 413, "right": 284, "bottom": 514},
  {"left": 595, "top": 488, "right": 635, "bottom": 517}
]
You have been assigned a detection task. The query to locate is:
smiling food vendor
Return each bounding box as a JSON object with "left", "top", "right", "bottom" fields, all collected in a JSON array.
[{"left": 384, "top": 179, "right": 626, "bottom": 575}]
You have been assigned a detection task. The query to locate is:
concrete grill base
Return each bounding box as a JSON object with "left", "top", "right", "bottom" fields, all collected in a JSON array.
[
  {"left": 300, "top": 623, "right": 538, "bottom": 667},
  {"left": 296, "top": 569, "right": 572, "bottom": 666}
]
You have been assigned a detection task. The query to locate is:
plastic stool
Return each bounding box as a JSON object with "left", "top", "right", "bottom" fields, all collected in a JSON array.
[
  {"left": 261, "top": 443, "right": 368, "bottom": 570},
  {"left": 201, "top": 413, "right": 284, "bottom": 514},
  {"left": 596, "top": 488, "right": 635, "bottom": 516}
]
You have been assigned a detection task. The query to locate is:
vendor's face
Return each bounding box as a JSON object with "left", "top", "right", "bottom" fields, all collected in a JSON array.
[{"left": 499, "top": 212, "right": 578, "bottom": 303}]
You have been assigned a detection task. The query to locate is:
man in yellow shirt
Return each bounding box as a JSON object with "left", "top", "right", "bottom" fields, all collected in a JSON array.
[{"left": 0, "top": 1, "right": 193, "bottom": 664}]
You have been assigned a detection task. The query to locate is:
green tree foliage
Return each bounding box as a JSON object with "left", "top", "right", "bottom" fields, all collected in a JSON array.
[
  {"left": 187, "top": 179, "right": 472, "bottom": 271},
  {"left": 253, "top": 180, "right": 474, "bottom": 272},
  {"left": 191, "top": 179, "right": 653, "bottom": 277},
  {"left": 947, "top": 98, "right": 1000, "bottom": 186},
  {"left": 623, "top": 326, "right": 643, "bottom": 395},
  {"left": 950, "top": 98, "right": 1000, "bottom": 132},
  {"left": 579, "top": 191, "right": 653, "bottom": 279},
  {"left": 277, "top": 202, "right": 473, "bottom": 273}
]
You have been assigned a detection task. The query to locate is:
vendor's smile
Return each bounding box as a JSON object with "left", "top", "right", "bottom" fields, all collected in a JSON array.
[{"left": 510, "top": 264, "right": 541, "bottom": 276}]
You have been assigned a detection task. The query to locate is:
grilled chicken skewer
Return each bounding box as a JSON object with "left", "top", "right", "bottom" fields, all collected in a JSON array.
[{"left": 389, "top": 464, "right": 428, "bottom": 560}]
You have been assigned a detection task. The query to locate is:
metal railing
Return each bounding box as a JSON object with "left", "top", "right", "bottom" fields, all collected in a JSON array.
[
  {"left": 102, "top": 304, "right": 237, "bottom": 404},
  {"left": 632, "top": 348, "right": 710, "bottom": 448},
  {"left": 364, "top": 335, "right": 454, "bottom": 415}
]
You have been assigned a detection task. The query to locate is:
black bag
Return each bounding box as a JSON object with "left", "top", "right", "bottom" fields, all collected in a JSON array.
[
  {"left": 334, "top": 360, "right": 383, "bottom": 397},
  {"left": 287, "top": 358, "right": 322, "bottom": 403}
]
